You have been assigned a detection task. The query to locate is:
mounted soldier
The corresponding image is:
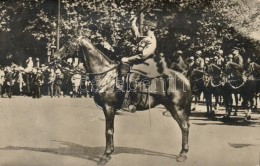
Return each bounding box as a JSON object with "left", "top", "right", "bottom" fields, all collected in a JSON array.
[
  {"left": 120, "top": 15, "right": 160, "bottom": 112},
  {"left": 194, "top": 50, "right": 204, "bottom": 71},
  {"left": 169, "top": 50, "right": 188, "bottom": 74},
  {"left": 215, "top": 49, "right": 224, "bottom": 69},
  {"left": 121, "top": 16, "right": 157, "bottom": 64},
  {"left": 232, "top": 47, "right": 243, "bottom": 71}
]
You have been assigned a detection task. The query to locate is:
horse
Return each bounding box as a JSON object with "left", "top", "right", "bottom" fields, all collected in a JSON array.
[
  {"left": 222, "top": 62, "right": 244, "bottom": 117},
  {"left": 244, "top": 62, "right": 260, "bottom": 109},
  {"left": 206, "top": 64, "right": 225, "bottom": 113},
  {"left": 54, "top": 36, "right": 191, "bottom": 165},
  {"left": 188, "top": 69, "right": 206, "bottom": 111}
]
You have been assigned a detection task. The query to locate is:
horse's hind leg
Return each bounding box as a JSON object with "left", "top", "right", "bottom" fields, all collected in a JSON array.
[
  {"left": 164, "top": 103, "right": 190, "bottom": 162},
  {"left": 98, "top": 105, "right": 115, "bottom": 165}
]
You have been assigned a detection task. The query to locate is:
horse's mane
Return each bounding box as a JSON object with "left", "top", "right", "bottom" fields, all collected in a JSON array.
[
  {"left": 79, "top": 36, "right": 115, "bottom": 65},
  {"left": 226, "top": 62, "right": 242, "bottom": 72},
  {"left": 247, "top": 62, "right": 260, "bottom": 76}
]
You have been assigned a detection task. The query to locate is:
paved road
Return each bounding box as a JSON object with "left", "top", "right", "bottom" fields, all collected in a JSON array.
[{"left": 0, "top": 96, "right": 259, "bottom": 166}]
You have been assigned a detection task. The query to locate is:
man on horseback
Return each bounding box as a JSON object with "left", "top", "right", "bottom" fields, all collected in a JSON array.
[
  {"left": 232, "top": 47, "right": 244, "bottom": 70},
  {"left": 120, "top": 15, "right": 158, "bottom": 112}
]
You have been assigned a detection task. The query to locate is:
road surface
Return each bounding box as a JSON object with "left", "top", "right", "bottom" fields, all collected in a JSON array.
[{"left": 0, "top": 96, "right": 259, "bottom": 166}]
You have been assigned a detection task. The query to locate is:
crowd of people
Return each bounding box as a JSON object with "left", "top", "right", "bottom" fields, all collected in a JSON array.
[{"left": 0, "top": 57, "right": 93, "bottom": 99}]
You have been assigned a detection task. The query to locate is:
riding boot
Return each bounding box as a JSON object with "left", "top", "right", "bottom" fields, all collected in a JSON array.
[{"left": 121, "top": 91, "right": 136, "bottom": 113}]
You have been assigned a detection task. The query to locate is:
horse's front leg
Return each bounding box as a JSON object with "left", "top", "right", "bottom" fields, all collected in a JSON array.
[
  {"left": 233, "top": 93, "right": 239, "bottom": 116},
  {"left": 98, "top": 105, "right": 115, "bottom": 165}
]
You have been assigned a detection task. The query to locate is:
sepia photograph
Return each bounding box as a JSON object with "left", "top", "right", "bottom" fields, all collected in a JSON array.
[{"left": 0, "top": 0, "right": 259, "bottom": 165}]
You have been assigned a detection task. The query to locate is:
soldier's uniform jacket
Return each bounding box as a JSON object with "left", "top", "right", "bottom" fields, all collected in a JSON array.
[
  {"left": 136, "top": 34, "right": 156, "bottom": 60},
  {"left": 233, "top": 54, "right": 243, "bottom": 67},
  {"left": 216, "top": 57, "right": 224, "bottom": 68},
  {"left": 194, "top": 57, "right": 204, "bottom": 70},
  {"left": 5, "top": 71, "right": 13, "bottom": 86},
  {"left": 0, "top": 70, "right": 5, "bottom": 85},
  {"left": 35, "top": 73, "right": 44, "bottom": 86},
  {"left": 131, "top": 17, "right": 157, "bottom": 61},
  {"left": 48, "top": 72, "right": 56, "bottom": 84},
  {"left": 55, "top": 73, "right": 64, "bottom": 85}
]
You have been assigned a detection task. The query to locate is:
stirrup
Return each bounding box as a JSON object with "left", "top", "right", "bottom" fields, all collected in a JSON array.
[{"left": 122, "top": 105, "right": 136, "bottom": 113}]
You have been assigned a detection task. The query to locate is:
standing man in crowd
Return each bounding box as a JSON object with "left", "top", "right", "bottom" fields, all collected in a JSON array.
[
  {"left": 0, "top": 66, "right": 5, "bottom": 97},
  {"left": 34, "top": 68, "right": 44, "bottom": 98},
  {"left": 55, "top": 69, "right": 63, "bottom": 97},
  {"left": 47, "top": 68, "right": 56, "bottom": 98},
  {"left": 26, "top": 57, "right": 34, "bottom": 69},
  {"left": 4, "top": 67, "right": 13, "bottom": 98}
]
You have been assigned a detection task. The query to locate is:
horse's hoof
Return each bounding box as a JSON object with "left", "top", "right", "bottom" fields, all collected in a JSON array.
[
  {"left": 97, "top": 156, "right": 111, "bottom": 166},
  {"left": 176, "top": 155, "right": 187, "bottom": 162},
  {"left": 246, "top": 115, "right": 251, "bottom": 120},
  {"left": 191, "top": 107, "right": 196, "bottom": 111},
  {"left": 129, "top": 105, "right": 136, "bottom": 113},
  {"left": 233, "top": 112, "right": 237, "bottom": 116}
]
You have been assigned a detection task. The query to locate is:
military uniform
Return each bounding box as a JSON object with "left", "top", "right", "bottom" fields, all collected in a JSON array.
[
  {"left": 48, "top": 70, "right": 56, "bottom": 97},
  {"left": 34, "top": 71, "right": 44, "bottom": 98},
  {"left": 0, "top": 69, "right": 5, "bottom": 97},
  {"left": 4, "top": 70, "right": 13, "bottom": 98},
  {"left": 120, "top": 16, "right": 157, "bottom": 111},
  {"left": 55, "top": 70, "right": 64, "bottom": 97}
]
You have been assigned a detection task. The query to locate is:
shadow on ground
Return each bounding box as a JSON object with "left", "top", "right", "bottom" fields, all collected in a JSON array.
[{"left": 0, "top": 141, "right": 177, "bottom": 164}]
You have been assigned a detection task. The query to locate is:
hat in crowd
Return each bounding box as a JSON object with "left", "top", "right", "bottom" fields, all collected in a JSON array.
[
  {"left": 216, "top": 50, "right": 223, "bottom": 55},
  {"left": 36, "top": 58, "right": 39, "bottom": 61},
  {"left": 190, "top": 56, "right": 194, "bottom": 60},
  {"left": 55, "top": 69, "right": 61, "bottom": 74},
  {"left": 41, "top": 64, "right": 45, "bottom": 67},
  {"left": 232, "top": 47, "right": 240, "bottom": 51},
  {"left": 227, "top": 54, "right": 233, "bottom": 58},
  {"left": 195, "top": 50, "right": 202, "bottom": 55},
  {"left": 176, "top": 50, "right": 183, "bottom": 54},
  {"left": 214, "top": 56, "right": 218, "bottom": 59},
  {"left": 205, "top": 58, "right": 210, "bottom": 62}
]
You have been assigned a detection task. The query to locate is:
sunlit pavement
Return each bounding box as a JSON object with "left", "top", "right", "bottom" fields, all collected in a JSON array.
[{"left": 0, "top": 96, "right": 259, "bottom": 166}]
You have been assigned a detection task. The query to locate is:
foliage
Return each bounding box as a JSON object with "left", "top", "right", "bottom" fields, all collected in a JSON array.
[{"left": 0, "top": 0, "right": 259, "bottom": 65}]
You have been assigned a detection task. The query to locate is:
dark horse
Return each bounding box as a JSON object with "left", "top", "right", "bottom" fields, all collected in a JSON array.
[
  {"left": 188, "top": 69, "right": 207, "bottom": 112},
  {"left": 206, "top": 64, "right": 225, "bottom": 114},
  {"left": 54, "top": 36, "right": 191, "bottom": 165},
  {"left": 222, "top": 62, "right": 244, "bottom": 117},
  {"left": 223, "top": 62, "right": 254, "bottom": 119},
  {"left": 244, "top": 62, "right": 260, "bottom": 109}
]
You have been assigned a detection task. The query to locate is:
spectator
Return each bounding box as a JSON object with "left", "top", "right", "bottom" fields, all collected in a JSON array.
[
  {"left": 35, "top": 58, "right": 40, "bottom": 68},
  {"left": 26, "top": 57, "right": 34, "bottom": 69},
  {"left": 4, "top": 67, "right": 13, "bottom": 98},
  {"left": 0, "top": 66, "right": 5, "bottom": 97},
  {"left": 34, "top": 68, "right": 44, "bottom": 98},
  {"left": 54, "top": 69, "right": 64, "bottom": 97},
  {"left": 47, "top": 68, "right": 56, "bottom": 98}
]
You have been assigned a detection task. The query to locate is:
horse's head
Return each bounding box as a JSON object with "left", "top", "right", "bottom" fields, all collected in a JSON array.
[
  {"left": 225, "top": 62, "right": 243, "bottom": 77},
  {"left": 53, "top": 37, "right": 81, "bottom": 60}
]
